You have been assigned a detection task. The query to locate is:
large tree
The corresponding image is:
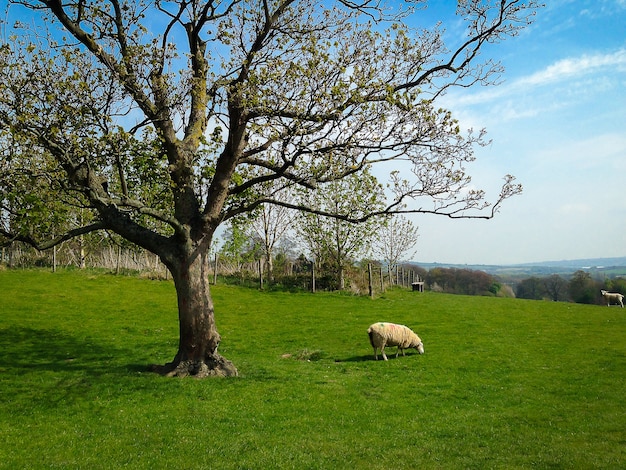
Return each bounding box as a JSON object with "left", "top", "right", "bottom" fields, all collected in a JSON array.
[{"left": 0, "top": 0, "right": 536, "bottom": 377}]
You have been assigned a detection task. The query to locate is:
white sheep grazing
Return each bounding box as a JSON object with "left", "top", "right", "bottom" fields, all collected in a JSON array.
[
  {"left": 601, "top": 290, "right": 624, "bottom": 308},
  {"left": 367, "top": 322, "right": 424, "bottom": 361}
]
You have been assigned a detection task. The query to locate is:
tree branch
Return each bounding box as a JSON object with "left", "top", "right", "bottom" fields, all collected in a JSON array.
[
  {"left": 223, "top": 173, "right": 521, "bottom": 225},
  {"left": 395, "top": 0, "right": 532, "bottom": 93},
  {"left": 0, "top": 221, "right": 105, "bottom": 250},
  {"left": 42, "top": 0, "right": 160, "bottom": 119}
]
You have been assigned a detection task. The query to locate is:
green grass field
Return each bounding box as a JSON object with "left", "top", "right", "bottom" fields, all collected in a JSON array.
[{"left": 1, "top": 269, "right": 625, "bottom": 469}]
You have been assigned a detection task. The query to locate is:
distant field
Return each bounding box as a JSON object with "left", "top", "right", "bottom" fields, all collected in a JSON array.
[
  {"left": 415, "top": 259, "right": 626, "bottom": 278},
  {"left": 1, "top": 269, "right": 625, "bottom": 469}
]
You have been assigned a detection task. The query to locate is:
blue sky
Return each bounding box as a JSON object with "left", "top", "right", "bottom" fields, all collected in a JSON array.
[
  {"left": 3, "top": 1, "right": 624, "bottom": 265},
  {"left": 406, "top": 0, "right": 626, "bottom": 265}
]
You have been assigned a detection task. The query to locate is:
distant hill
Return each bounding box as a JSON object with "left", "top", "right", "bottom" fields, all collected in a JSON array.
[
  {"left": 514, "top": 257, "right": 626, "bottom": 269},
  {"left": 410, "top": 257, "right": 626, "bottom": 278}
]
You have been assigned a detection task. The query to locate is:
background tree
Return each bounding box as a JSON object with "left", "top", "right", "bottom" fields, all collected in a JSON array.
[
  {"left": 218, "top": 217, "right": 260, "bottom": 273},
  {"left": 604, "top": 278, "right": 626, "bottom": 297},
  {"left": 0, "top": 0, "right": 536, "bottom": 377},
  {"left": 544, "top": 274, "right": 568, "bottom": 302},
  {"left": 374, "top": 215, "right": 419, "bottom": 281},
  {"left": 516, "top": 277, "right": 546, "bottom": 300},
  {"left": 425, "top": 267, "right": 495, "bottom": 296},
  {"left": 271, "top": 236, "right": 300, "bottom": 278},
  {"left": 250, "top": 186, "right": 294, "bottom": 283},
  {"left": 568, "top": 270, "right": 598, "bottom": 305},
  {"left": 296, "top": 170, "right": 384, "bottom": 290}
]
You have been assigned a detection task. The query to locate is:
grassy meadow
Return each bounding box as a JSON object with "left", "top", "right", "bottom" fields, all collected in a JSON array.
[{"left": 1, "top": 269, "right": 625, "bottom": 469}]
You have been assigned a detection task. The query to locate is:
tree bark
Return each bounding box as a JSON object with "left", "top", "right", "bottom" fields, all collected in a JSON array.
[
  {"left": 153, "top": 249, "right": 238, "bottom": 378},
  {"left": 266, "top": 251, "right": 274, "bottom": 284}
]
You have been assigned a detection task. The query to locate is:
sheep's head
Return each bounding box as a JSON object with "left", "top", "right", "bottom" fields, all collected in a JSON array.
[
  {"left": 416, "top": 342, "right": 425, "bottom": 355},
  {"left": 601, "top": 290, "right": 608, "bottom": 295}
]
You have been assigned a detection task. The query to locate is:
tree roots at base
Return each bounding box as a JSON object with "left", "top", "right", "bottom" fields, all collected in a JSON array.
[{"left": 151, "top": 354, "right": 238, "bottom": 378}]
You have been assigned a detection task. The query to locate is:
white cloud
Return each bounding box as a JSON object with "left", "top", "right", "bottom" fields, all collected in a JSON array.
[
  {"left": 534, "top": 133, "right": 626, "bottom": 170},
  {"left": 518, "top": 49, "right": 626, "bottom": 87},
  {"left": 447, "top": 49, "right": 626, "bottom": 109},
  {"left": 580, "top": 0, "right": 626, "bottom": 18}
]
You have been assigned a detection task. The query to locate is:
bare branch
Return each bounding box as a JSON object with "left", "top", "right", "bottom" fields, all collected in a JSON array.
[
  {"left": 396, "top": 0, "right": 539, "bottom": 93},
  {"left": 224, "top": 173, "right": 521, "bottom": 225}
]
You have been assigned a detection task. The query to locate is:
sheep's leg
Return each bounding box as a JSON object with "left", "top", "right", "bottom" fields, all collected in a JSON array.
[
  {"left": 373, "top": 347, "right": 378, "bottom": 361},
  {"left": 381, "top": 344, "right": 388, "bottom": 361}
]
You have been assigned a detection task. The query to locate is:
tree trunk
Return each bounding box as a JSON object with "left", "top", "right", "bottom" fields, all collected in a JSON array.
[
  {"left": 153, "top": 249, "right": 238, "bottom": 378},
  {"left": 368, "top": 263, "right": 373, "bottom": 299},
  {"left": 339, "top": 264, "right": 345, "bottom": 290},
  {"left": 266, "top": 251, "right": 274, "bottom": 284}
]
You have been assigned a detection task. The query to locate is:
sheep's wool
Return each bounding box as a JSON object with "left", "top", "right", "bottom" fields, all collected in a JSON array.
[{"left": 367, "top": 322, "right": 424, "bottom": 361}]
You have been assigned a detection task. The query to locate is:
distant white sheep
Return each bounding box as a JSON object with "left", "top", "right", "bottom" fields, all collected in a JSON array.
[
  {"left": 367, "top": 322, "right": 424, "bottom": 361},
  {"left": 601, "top": 290, "right": 624, "bottom": 308}
]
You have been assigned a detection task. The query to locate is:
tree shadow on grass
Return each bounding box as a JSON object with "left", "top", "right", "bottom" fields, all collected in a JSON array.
[
  {"left": 0, "top": 326, "right": 171, "bottom": 413},
  {"left": 0, "top": 326, "right": 153, "bottom": 376}
]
